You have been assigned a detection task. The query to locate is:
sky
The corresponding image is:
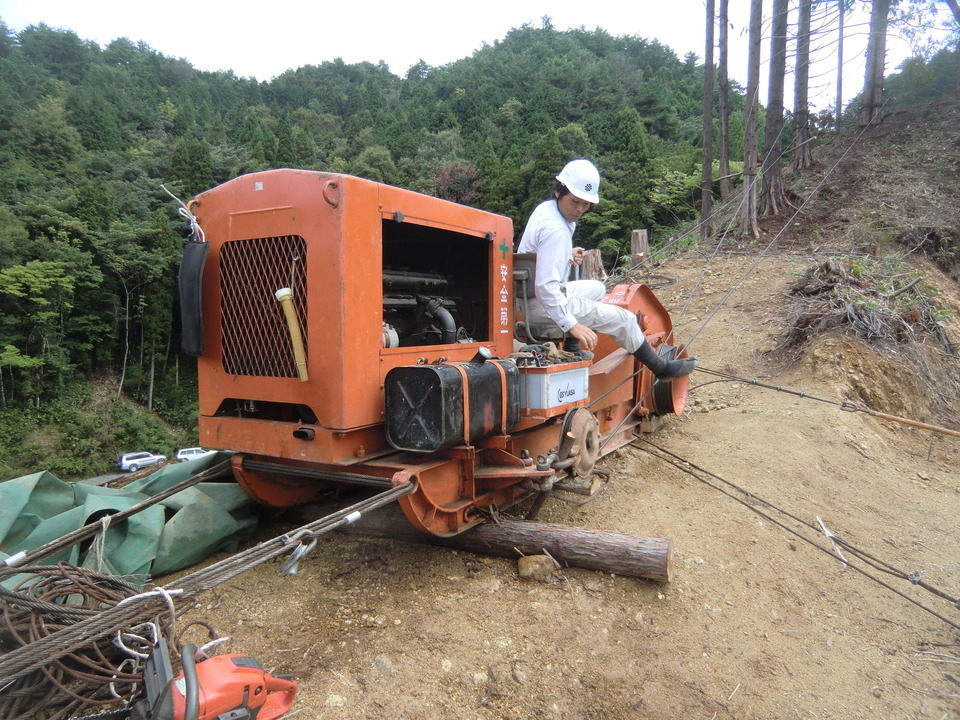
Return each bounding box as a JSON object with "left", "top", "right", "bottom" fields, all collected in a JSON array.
[{"left": 0, "top": 0, "right": 932, "bottom": 113}]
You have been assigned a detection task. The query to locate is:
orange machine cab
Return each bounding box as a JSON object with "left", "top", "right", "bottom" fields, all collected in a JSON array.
[{"left": 188, "top": 169, "right": 688, "bottom": 535}]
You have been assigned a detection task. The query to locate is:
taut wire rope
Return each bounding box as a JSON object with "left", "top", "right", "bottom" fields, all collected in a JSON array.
[
  {"left": 695, "top": 366, "right": 960, "bottom": 439},
  {"left": 637, "top": 438, "right": 960, "bottom": 632},
  {"left": 677, "top": 114, "right": 880, "bottom": 351}
]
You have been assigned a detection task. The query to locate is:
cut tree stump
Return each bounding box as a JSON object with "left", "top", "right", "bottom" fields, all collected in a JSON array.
[
  {"left": 581, "top": 249, "right": 608, "bottom": 282},
  {"left": 631, "top": 229, "right": 650, "bottom": 267},
  {"left": 338, "top": 505, "right": 673, "bottom": 583}
]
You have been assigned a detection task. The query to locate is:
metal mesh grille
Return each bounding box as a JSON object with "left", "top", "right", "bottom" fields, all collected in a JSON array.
[{"left": 220, "top": 236, "right": 308, "bottom": 377}]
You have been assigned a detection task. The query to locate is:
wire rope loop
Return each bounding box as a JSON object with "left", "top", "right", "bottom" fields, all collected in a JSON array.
[
  {"left": 162, "top": 183, "right": 206, "bottom": 243},
  {"left": 200, "top": 637, "right": 231, "bottom": 655},
  {"left": 117, "top": 587, "right": 183, "bottom": 640},
  {"left": 114, "top": 630, "right": 153, "bottom": 659},
  {"left": 109, "top": 657, "right": 140, "bottom": 700}
]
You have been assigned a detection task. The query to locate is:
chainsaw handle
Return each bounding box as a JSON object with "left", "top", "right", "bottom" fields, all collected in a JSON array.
[
  {"left": 263, "top": 674, "right": 298, "bottom": 693},
  {"left": 181, "top": 643, "right": 200, "bottom": 720}
]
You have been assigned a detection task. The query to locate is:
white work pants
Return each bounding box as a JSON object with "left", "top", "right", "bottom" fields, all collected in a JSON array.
[{"left": 525, "top": 279, "right": 647, "bottom": 353}]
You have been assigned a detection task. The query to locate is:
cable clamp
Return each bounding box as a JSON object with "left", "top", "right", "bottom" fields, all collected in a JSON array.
[
  {"left": 280, "top": 538, "right": 318, "bottom": 576},
  {"left": 2, "top": 551, "right": 27, "bottom": 567},
  {"left": 280, "top": 529, "right": 311, "bottom": 545},
  {"left": 908, "top": 571, "right": 922, "bottom": 584}
]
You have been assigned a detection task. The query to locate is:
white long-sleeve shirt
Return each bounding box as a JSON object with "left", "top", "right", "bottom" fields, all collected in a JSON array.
[{"left": 516, "top": 199, "right": 578, "bottom": 332}]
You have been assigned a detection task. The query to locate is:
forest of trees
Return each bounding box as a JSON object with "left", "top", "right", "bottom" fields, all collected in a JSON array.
[{"left": 0, "top": 8, "right": 956, "bottom": 478}]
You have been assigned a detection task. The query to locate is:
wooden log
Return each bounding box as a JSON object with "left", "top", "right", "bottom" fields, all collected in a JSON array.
[{"left": 338, "top": 505, "right": 673, "bottom": 583}]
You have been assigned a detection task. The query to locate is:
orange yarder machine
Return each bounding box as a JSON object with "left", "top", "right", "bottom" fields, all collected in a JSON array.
[{"left": 181, "top": 169, "right": 689, "bottom": 536}]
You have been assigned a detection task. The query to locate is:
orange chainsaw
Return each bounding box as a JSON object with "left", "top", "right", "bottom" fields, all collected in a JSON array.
[{"left": 128, "top": 642, "right": 298, "bottom": 720}]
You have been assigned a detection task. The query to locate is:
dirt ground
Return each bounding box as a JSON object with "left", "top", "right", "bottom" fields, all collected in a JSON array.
[{"left": 169, "top": 102, "right": 960, "bottom": 720}]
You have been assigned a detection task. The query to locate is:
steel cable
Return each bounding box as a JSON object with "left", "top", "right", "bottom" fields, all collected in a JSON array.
[
  {"left": 695, "top": 366, "right": 960, "bottom": 438},
  {"left": 0, "top": 482, "right": 414, "bottom": 691},
  {"left": 636, "top": 438, "right": 960, "bottom": 631},
  {"left": 0, "top": 564, "right": 168, "bottom": 720}
]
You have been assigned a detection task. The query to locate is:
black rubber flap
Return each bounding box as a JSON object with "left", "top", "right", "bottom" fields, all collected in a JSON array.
[{"left": 178, "top": 241, "right": 208, "bottom": 356}]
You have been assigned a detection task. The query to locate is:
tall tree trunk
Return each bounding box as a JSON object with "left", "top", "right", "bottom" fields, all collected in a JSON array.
[
  {"left": 861, "top": 0, "right": 891, "bottom": 125},
  {"left": 147, "top": 351, "right": 155, "bottom": 410},
  {"left": 942, "top": 0, "right": 960, "bottom": 23},
  {"left": 836, "top": 0, "right": 845, "bottom": 130},
  {"left": 701, "top": 0, "right": 716, "bottom": 241},
  {"left": 116, "top": 283, "right": 130, "bottom": 401},
  {"left": 761, "top": 0, "right": 789, "bottom": 217},
  {"left": 718, "top": 0, "right": 733, "bottom": 200},
  {"left": 944, "top": 0, "right": 960, "bottom": 92},
  {"left": 793, "top": 0, "right": 814, "bottom": 170},
  {"left": 740, "top": 0, "right": 763, "bottom": 237},
  {"left": 163, "top": 323, "right": 172, "bottom": 376}
]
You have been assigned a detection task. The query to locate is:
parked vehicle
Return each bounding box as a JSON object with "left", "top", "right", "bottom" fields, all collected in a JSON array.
[
  {"left": 176, "top": 447, "right": 217, "bottom": 462},
  {"left": 117, "top": 451, "right": 167, "bottom": 472}
]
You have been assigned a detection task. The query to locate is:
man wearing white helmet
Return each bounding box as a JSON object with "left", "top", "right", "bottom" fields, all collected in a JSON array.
[{"left": 517, "top": 159, "right": 697, "bottom": 381}]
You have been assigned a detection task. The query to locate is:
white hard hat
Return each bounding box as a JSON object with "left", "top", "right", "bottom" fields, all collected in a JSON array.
[{"left": 556, "top": 159, "right": 600, "bottom": 203}]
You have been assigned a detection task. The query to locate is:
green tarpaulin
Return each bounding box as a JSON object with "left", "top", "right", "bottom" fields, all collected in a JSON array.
[{"left": 0, "top": 453, "right": 259, "bottom": 584}]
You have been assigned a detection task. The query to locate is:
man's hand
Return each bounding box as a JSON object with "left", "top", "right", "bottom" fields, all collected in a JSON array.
[
  {"left": 569, "top": 323, "right": 597, "bottom": 350},
  {"left": 571, "top": 247, "right": 585, "bottom": 266}
]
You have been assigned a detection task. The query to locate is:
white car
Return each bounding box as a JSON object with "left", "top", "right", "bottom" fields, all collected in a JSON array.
[
  {"left": 176, "top": 447, "right": 217, "bottom": 462},
  {"left": 118, "top": 451, "right": 167, "bottom": 472}
]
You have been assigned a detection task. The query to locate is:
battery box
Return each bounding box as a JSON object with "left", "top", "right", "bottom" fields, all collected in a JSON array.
[{"left": 519, "top": 361, "right": 590, "bottom": 418}]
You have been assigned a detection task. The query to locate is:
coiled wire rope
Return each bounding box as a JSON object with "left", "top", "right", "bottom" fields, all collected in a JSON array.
[
  {"left": 0, "top": 480, "right": 414, "bottom": 718},
  {"left": 0, "top": 564, "right": 167, "bottom": 720}
]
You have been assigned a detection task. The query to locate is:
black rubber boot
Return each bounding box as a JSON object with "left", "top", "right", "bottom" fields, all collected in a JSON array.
[
  {"left": 632, "top": 341, "right": 698, "bottom": 381},
  {"left": 564, "top": 337, "right": 594, "bottom": 362}
]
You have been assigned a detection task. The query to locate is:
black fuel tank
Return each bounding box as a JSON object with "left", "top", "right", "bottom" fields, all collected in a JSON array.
[{"left": 385, "top": 359, "right": 520, "bottom": 452}]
